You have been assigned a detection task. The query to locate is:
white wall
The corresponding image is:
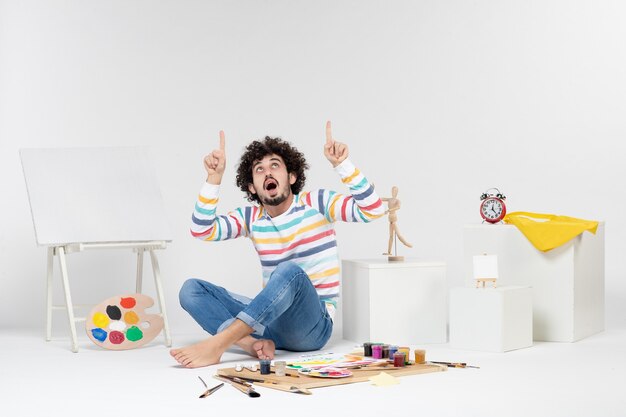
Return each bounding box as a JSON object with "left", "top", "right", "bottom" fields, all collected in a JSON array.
[{"left": 1, "top": 0, "right": 625, "bottom": 336}]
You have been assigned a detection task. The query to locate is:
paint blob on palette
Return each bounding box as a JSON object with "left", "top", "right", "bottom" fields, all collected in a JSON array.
[
  {"left": 298, "top": 367, "right": 353, "bottom": 378},
  {"left": 86, "top": 294, "right": 164, "bottom": 350}
]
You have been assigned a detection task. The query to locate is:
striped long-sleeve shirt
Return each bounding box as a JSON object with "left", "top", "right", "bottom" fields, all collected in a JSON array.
[{"left": 190, "top": 158, "right": 385, "bottom": 320}]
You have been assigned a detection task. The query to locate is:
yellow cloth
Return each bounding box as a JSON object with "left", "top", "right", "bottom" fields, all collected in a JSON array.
[{"left": 503, "top": 212, "right": 599, "bottom": 252}]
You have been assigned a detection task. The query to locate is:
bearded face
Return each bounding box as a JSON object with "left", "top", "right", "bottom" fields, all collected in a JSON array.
[{"left": 248, "top": 154, "right": 296, "bottom": 208}]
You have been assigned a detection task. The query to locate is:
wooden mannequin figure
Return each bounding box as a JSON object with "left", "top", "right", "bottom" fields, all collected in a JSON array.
[{"left": 382, "top": 186, "right": 412, "bottom": 262}]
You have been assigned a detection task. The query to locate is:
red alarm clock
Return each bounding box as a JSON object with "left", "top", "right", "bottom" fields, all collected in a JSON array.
[{"left": 480, "top": 188, "right": 506, "bottom": 224}]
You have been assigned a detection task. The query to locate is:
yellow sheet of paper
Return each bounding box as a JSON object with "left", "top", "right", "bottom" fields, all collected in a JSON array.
[{"left": 369, "top": 372, "right": 399, "bottom": 386}]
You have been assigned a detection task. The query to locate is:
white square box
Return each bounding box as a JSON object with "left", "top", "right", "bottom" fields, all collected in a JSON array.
[
  {"left": 464, "top": 223, "right": 605, "bottom": 342},
  {"left": 449, "top": 286, "right": 533, "bottom": 352},
  {"left": 341, "top": 259, "right": 447, "bottom": 345}
]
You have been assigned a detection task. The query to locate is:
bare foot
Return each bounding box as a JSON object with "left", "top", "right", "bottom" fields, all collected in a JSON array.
[
  {"left": 253, "top": 339, "right": 276, "bottom": 360},
  {"left": 169, "top": 338, "right": 225, "bottom": 368},
  {"left": 236, "top": 336, "right": 276, "bottom": 360}
]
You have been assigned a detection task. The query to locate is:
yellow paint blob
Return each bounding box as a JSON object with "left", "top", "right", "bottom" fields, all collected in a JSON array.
[
  {"left": 92, "top": 312, "right": 109, "bottom": 328},
  {"left": 124, "top": 311, "right": 140, "bottom": 325}
]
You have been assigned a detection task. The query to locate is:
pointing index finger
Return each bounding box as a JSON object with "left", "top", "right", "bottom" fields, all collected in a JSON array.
[
  {"left": 219, "top": 130, "right": 225, "bottom": 150},
  {"left": 325, "top": 121, "right": 333, "bottom": 145}
]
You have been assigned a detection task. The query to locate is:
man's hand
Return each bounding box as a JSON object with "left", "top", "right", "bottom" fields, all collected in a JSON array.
[
  {"left": 203, "top": 130, "right": 226, "bottom": 185},
  {"left": 324, "top": 121, "right": 349, "bottom": 168}
]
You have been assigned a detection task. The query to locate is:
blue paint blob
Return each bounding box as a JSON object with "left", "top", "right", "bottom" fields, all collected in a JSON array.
[{"left": 91, "top": 327, "right": 108, "bottom": 342}]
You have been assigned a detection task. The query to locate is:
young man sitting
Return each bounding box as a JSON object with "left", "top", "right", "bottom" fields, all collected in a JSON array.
[{"left": 170, "top": 122, "right": 384, "bottom": 368}]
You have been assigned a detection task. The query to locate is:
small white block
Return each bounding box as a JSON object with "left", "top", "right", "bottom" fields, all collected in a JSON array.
[{"left": 450, "top": 286, "right": 533, "bottom": 352}]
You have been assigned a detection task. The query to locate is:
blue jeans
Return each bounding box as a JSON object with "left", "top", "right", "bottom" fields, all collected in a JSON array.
[{"left": 179, "top": 261, "right": 333, "bottom": 351}]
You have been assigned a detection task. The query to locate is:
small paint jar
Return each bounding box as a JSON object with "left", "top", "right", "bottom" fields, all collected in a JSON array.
[
  {"left": 274, "top": 360, "right": 286, "bottom": 377},
  {"left": 382, "top": 344, "right": 390, "bottom": 359},
  {"left": 388, "top": 345, "right": 398, "bottom": 359},
  {"left": 414, "top": 349, "right": 426, "bottom": 364},
  {"left": 372, "top": 344, "right": 383, "bottom": 359},
  {"left": 393, "top": 352, "right": 406, "bottom": 367},
  {"left": 260, "top": 359, "right": 271, "bottom": 375},
  {"left": 363, "top": 342, "right": 373, "bottom": 357},
  {"left": 399, "top": 347, "right": 410, "bottom": 364}
]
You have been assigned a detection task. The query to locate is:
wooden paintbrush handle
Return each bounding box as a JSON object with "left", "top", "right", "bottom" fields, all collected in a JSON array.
[
  {"left": 214, "top": 375, "right": 260, "bottom": 397},
  {"left": 254, "top": 381, "right": 312, "bottom": 395}
]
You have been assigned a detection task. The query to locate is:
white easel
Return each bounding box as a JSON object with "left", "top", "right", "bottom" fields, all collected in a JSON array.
[
  {"left": 46, "top": 241, "right": 172, "bottom": 352},
  {"left": 22, "top": 147, "right": 173, "bottom": 352}
]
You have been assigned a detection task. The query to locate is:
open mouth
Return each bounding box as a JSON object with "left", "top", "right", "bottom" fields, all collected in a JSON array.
[{"left": 264, "top": 178, "right": 278, "bottom": 191}]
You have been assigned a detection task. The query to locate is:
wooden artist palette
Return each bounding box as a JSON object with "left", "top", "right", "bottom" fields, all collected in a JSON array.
[
  {"left": 217, "top": 362, "right": 446, "bottom": 391},
  {"left": 86, "top": 293, "right": 163, "bottom": 350}
]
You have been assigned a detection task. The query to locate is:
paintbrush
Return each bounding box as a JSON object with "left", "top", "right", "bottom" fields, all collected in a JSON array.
[
  {"left": 218, "top": 373, "right": 311, "bottom": 395},
  {"left": 430, "top": 361, "right": 480, "bottom": 369},
  {"left": 253, "top": 381, "right": 312, "bottom": 395},
  {"left": 197, "top": 376, "right": 224, "bottom": 398},
  {"left": 214, "top": 375, "right": 261, "bottom": 397}
]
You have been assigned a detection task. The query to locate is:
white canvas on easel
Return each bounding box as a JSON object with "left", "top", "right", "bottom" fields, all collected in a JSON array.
[
  {"left": 20, "top": 147, "right": 173, "bottom": 352},
  {"left": 473, "top": 254, "right": 499, "bottom": 288}
]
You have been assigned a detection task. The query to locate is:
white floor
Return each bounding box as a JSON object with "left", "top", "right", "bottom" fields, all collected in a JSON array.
[{"left": 2, "top": 328, "right": 625, "bottom": 417}]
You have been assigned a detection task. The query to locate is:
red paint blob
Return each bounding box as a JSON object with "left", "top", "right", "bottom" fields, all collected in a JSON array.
[
  {"left": 120, "top": 297, "right": 136, "bottom": 309},
  {"left": 109, "top": 331, "right": 125, "bottom": 344}
]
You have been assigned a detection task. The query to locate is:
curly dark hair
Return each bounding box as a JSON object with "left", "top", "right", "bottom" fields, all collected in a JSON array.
[{"left": 236, "top": 137, "right": 309, "bottom": 204}]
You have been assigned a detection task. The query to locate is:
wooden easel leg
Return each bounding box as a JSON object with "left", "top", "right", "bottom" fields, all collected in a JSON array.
[
  {"left": 58, "top": 246, "right": 79, "bottom": 353},
  {"left": 46, "top": 247, "right": 54, "bottom": 341},
  {"left": 149, "top": 250, "right": 172, "bottom": 347},
  {"left": 136, "top": 248, "right": 144, "bottom": 293}
]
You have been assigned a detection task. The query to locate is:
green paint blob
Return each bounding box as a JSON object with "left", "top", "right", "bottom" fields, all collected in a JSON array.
[{"left": 126, "top": 326, "right": 143, "bottom": 342}]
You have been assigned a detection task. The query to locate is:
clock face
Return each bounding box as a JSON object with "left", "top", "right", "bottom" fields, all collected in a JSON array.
[{"left": 480, "top": 198, "right": 506, "bottom": 223}]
